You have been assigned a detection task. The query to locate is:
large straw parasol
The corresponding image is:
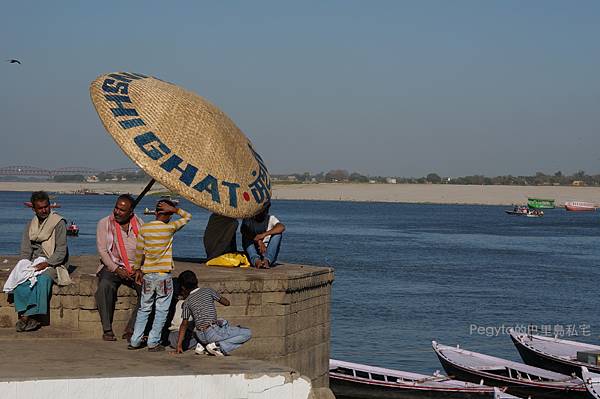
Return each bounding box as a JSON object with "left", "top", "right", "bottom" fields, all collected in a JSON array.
[{"left": 89, "top": 72, "right": 271, "bottom": 218}]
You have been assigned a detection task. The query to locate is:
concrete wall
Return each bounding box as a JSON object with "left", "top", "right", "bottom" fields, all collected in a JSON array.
[
  {"left": 1, "top": 374, "right": 312, "bottom": 399},
  {"left": 0, "top": 255, "right": 334, "bottom": 389}
]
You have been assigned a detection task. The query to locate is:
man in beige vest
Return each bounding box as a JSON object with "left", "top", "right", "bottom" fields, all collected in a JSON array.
[{"left": 10, "top": 191, "right": 69, "bottom": 332}]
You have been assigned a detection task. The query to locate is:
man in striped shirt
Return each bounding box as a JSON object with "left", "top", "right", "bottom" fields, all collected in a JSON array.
[{"left": 128, "top": 199, "right": 192, "bottom": 351}]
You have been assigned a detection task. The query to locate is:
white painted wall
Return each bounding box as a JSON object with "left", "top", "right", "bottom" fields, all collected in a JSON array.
[{"left": 0, "top": 374, "right": 312, "bottom": 399}]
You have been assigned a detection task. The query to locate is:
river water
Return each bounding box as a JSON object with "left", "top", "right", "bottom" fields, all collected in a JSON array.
[{"left": 1, "top": 191, "right": 599, "bottom": 374}]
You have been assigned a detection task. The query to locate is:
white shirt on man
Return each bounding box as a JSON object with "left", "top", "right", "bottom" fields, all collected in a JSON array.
[{"left": 241, "top": 215, "right": 280, "bottom": 246}]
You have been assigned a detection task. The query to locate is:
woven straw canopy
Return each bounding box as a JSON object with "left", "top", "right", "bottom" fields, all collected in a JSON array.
[{"left": 90, "top": 72, "right": 271, "bottom": 218}]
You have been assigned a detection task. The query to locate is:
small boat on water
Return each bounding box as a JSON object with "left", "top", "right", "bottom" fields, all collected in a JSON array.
[
  {"left": 528, "top": 198, "right": 555, "bottom": 209},
  {"left": 144, "top": 197, "right": 180, "bottom": 215},
  {"left": 582, "top": 367, "right": 600, "bottom": 399},
  {"left": 564, "top": 201, "right": 596, "bottom": 212},
  {"left": 526, "top": 209, "right": 544, "bottom": 218},
  {"left": 510, "top": 329, "right": 600, "bottom": 378},
  {"left": 505, "top": 206, "right": 529, "bottom": 215},
  {"left": 66, "top": 221, "right": 79, "bottom": 236},
  {"left": 23, "top": 201, "right": 60, "bottom": 208},
  {"left": 432, "top": 341, "right": 587, "bottom": 398},
  {"left": 72, "top": 188, "right": 100, "bottom": 195},
  {"left": 329, "top": 359, "right": 520, "bottom": 399}
]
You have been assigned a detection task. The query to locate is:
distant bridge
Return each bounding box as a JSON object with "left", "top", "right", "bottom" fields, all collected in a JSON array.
[{"left": 0, "top": 165, "right": 141, "bottom": 177}]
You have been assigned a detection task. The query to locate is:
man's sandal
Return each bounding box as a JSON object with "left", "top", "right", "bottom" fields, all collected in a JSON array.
[{"left": 102, "top": 331, "right": 117, "bottom": 341}]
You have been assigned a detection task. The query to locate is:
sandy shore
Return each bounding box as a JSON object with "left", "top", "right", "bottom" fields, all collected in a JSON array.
[
  {"left": 2, "top": 181, "right": 599, "bottom": 206},
  {"left": 0, "top": 181, "right": 167, "bottom": 195},
  {"left": 272, "top": 183, "right": 600, "bottom": 206}
]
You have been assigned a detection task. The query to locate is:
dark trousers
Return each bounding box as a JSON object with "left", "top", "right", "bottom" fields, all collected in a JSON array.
[
  {"left": 203, "top": 213, "right": 238, "bottom": 260},
  {"left": 95, "top": 267, "right": 141, "bottom": 333}
]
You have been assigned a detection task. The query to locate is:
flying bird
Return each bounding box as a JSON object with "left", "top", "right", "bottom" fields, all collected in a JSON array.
[{"left": 7, "top": 59, "right": 21, "bottom": 64}]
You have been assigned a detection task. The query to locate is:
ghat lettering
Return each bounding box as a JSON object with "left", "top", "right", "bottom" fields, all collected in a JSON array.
[{"left": 99, "top": 72, "right": 269, "bottom": 209}]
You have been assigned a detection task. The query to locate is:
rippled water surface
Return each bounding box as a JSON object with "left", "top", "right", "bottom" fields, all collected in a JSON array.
[{"left": 1, "top": 191, "right": 599, "bottom": 374}]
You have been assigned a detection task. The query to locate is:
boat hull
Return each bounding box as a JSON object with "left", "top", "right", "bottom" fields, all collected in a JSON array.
[
  {"left": 565, "top": 206, "right": 595, "bottom": 212},
  {"left": 330, "top": 376, "right": 497, "bottom": 399},
  {"left": 435, "top": 353, "right": 587, "bottom": 399},
  {"left": 511, "top": 334, "right": 600, "bottom": 378}
]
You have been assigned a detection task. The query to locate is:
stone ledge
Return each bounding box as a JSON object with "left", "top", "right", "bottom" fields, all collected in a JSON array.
[
  {"left": 0, "top": 255, "right": 335, "bottom": 389},
  {"left": 0, "top": 338, "right": 321, "bottom": 399}
]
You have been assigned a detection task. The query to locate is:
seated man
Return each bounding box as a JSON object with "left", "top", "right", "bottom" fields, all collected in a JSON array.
[
  {"left": 174, "top": 270, "right": 251, "bottom": 356},
  {"left": 95, "top": 194, "right": 143, "bottom": 341},
  {"left": 3, "top": 191, "right": 68, "bottom": 332},
  {"left": 203, "top": 213, "right": 238, "bottom": 261},
  {"left": 241, "top": 202, "right": 285, "bottom": 269}
]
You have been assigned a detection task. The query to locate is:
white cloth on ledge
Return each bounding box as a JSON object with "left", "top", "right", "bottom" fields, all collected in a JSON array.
[{"left": 2, "top": 257, "right": 47, "bottom": 293}]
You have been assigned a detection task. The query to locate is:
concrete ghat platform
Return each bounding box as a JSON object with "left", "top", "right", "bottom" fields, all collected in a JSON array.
[
  {"left": 0, "top": 255, "right": 335, "bottom": 398},
  {"left": 0, "top": 337, "right": 312, "bottom": 399}
]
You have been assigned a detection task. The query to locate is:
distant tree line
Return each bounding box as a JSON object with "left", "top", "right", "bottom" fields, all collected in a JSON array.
[
  {"left": 52, "top": 171, "right": 149, "bottom": 183},
  {"left": 272, "top": 170, "right": 600, "bottom": 186}
]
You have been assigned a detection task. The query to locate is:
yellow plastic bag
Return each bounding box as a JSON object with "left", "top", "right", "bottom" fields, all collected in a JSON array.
[{"left": 206, "top": 253, "right": 251, "bottom": 268}]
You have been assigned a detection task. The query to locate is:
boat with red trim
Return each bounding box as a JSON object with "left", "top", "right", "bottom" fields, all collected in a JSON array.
[
  {"left": 564, "top": 201, "right": 595, "bottom": 212},
  {"left": 510, "top": 329, "right": 600, "bottom": 378},
  {"left": 329, "top": 359, "right": 521, "bottom": 398},
  {"left": 432, "top": 341, "right": 587, "bottom": 398}
]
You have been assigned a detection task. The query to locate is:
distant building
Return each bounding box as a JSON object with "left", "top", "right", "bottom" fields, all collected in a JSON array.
[
  {"left": 572, "top": 180, "right": 585, "bottom": 186},
  {"left": 85, "top": 175, "right": 99, "bottom": 183},
  {"left": 369, "top": 180, "right": 377, "bottom": 184},
  {"left": 385, "top": 177, "right": 397, "bottom": 184}
]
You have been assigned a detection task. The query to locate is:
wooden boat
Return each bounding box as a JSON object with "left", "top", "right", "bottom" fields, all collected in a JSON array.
[
  {"left": 565, "top": 201, "right": 596, "bottom": 212},
  {"left": 582, "top": 367, "right": 600, "bottom": 399},
  {"left": 510, "top": 329, "right": 600, "bottom": 377},
  {"left": 329, "top": 359, "right": 521, "bottom": 399},
  {"left": 528, "top": 198, "right": 555, "bottom": 209},
  {"left": 432, "top": 341, "right": 587, "bottom": 398}
]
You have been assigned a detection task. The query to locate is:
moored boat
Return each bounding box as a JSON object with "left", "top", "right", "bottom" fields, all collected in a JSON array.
[
  {"left": 329, "top": 359, "right": 519, "bottom": 399},
  {"left": 510, "top": 329, "right": 600, "bottom": 377},
  {"left": 432, "top": 341, "right": 587, "bottom": 398},
  {"left": 582, "top": 367, "right": 600, "bottom": 399},
  {"left": 565, "top": 201, "right": 596, "bottom": 212},
  {"left": 528, "top": 198, "right": 555, "bottom": 209}
]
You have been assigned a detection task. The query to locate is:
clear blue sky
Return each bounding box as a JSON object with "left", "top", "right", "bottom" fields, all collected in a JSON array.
[{"left": 1, "top": 1, "right": 599, "bottom": 177}]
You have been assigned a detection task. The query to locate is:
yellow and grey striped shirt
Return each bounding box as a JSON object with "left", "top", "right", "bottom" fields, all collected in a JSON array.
[{"left": 134, "top": 208, "right": 192, "bottom": 274}]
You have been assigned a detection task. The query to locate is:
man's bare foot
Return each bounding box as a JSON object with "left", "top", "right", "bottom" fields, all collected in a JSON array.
[
  {"left": 262, "top": 260, "right": 271, "bottom": 269},
  {"left": 253, "top": 259, "right": 263, "bottom": 268}
]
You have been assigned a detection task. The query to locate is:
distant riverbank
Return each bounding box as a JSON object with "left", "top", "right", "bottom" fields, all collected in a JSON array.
[
  {"left": 2, "top": 181, "right": 599, "bottom": 206},
  {"left": 271, "top": 183, "right": 600, "bottom": 206}
]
